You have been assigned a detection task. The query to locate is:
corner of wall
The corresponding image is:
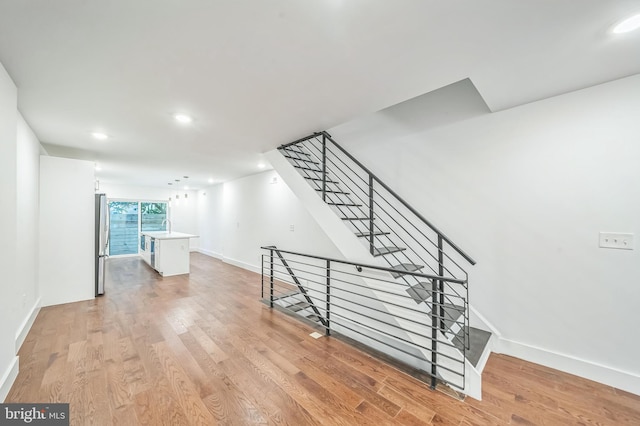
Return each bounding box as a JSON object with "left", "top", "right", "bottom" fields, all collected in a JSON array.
[{"left": 15, "top": 298, "right": 41, "bottom": 354}]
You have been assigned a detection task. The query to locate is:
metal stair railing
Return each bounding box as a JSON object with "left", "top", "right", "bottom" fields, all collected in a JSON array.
[
  {"left": 261, "top": 246, "right": 468, "bottom": 391},
  {"left": 278, "top": 131, "right": 476, "bottom": 355}
]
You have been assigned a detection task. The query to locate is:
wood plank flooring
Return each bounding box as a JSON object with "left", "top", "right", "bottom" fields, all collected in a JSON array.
[{"left": 6, "top": 253, "right": 640, "bottom": 425}]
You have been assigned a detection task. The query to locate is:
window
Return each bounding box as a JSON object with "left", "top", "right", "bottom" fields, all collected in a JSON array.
[
  {"left": 108, "top": 200, "right": 168, "bottom": 256},
  {"left": 141, "top": 202, "right": 167, "bottom": 231}
]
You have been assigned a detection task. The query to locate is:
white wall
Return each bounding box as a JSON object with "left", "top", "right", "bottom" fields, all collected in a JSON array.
[
  {"left": 40, "top": 156, "right": 95, "bottom": 307},
  {"left": 0, "top": 64, "right": 42, "bottom": 401},
  {"left": 329, "top": 74, "right": 640, "bottom": 394},
  {"left": 99, "top": 182, "right": 199, "bottom": 250},
  {"left": 15, "top": 114, "right": 42, "bottom": 349},
  {"left": 196, "top": 170, "right": 340, "bottom": 272},
  {"left": 0, "top": 61, "right": 19, "bottom": 401},
  {"left": 196, "top": 183, "right": 224, "bottom": 258}
]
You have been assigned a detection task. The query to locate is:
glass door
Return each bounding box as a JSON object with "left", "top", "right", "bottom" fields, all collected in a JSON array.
[{"left": 108, "top": 201, "right": 140, "bottom": 256}]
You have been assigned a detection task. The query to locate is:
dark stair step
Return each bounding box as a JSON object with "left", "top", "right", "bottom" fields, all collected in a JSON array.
[
  {"left": 284, "top": 155, "right": 318, "bottom": 164},
  {"left": 436, "top": 303, "right": 465, "bottom": 333},
  {"left": 453, "top": 326, "right": 492, "bottom": 368},
  {"left": 328, "top": 202, "right": 362, "bottom": 207},
  {"left": 372, "top": 246, "right": 406, "bottom": 257},
  {"left": 315, "top": 188, "right": 350, "bottom": 195},
  {"left": 406, "top": 282, "right": 432, "bottom": 304},
  {"left": 304, "top": 176, "right": 338, "bottom": 184},
  {"left": 294, "top": 165, "right": 323, "bottom": 172},
  {"left": 287, "top": 301, "right": 312, "bottom": 312},
  {"left": 272, "top": 290, "right": 301, "bottom": 301},
  {"left": 281, "top": 147, "right": 311, "bottom": 157},
  {"left": 390, "top": 263, "right": 424, "bottom": 278},
  {"left": 355, "top": 231, "right": 390, "bottom": 237},
  {"left": 305, "top": 313, "right": 323, "bottom": 323}
]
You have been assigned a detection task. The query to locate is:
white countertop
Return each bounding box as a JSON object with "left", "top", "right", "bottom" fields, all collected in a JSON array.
[{"left": 141, "top": 231, "right": 198, "bottom": 240}]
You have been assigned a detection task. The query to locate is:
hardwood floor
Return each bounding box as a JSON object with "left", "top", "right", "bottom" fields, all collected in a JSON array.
[{"left": 6, "top": 253, "right": 640, "bottom": 425}]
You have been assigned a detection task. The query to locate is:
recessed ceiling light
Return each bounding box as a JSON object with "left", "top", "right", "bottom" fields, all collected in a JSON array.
[
  {"left": 184, "top": 186, "right": 189, "bottom": 190},
  {"left": 258, "top": 163, "right": 266, "bottom": 169},
  {"left": 95, "top": 165, "right": 102, "bottom": 171},
  {"left": 92, "top": 132, "right": 108, "bottom": 140},
  {"left": 613, "top": 13, "right": 640, "bottom": 34},
  {"left": 174, "top": 114, "right": 193, "bottom": 124},
  {"left": 208, "top": 178, "right": 214, "bottom": 184}
]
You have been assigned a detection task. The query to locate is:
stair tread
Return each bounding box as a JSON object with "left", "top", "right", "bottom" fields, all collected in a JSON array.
[
  {"left": 305, "top": 313, "right": 323, "bottom": 323},
  {"left": 284, "top": 155, "right": 318, "bottom": 164},
  {"left": 294, "top": 165, "right": 324, "bottom": 172},
  {"left": 406, "top": 282, "right": 431, "bottom": 304},
  {"left": 453, "top": 326, "right": 491, "bottom": 368},
  {"left": 355, "top": 231, "right": 390, "bottom": 237},
  {"left": 287, "top": 301, "right": 312, "bottom": 312},
  {"left": 304, "top": 176, "right": 338, "bottom": 184},
  {"left": 390, "top": 263, "right": 424, "bottom": 278},
  {"left": 272, "top": 290, "right": 301, "bottom": 301},
  {"left": 342, "top": 217, "right": 372, "bottom": 221},
  {"left": 315, "top": 189, "right": 350, "bottom": 195},
  {"left": 328, "top": 202, "right": 362, "bottom": 207},
  {"left": 281, "top": 147, "right": 311, "bottom": 157},
  {"left": 373, "top": 246, "right": 406, "bottom": 256}
]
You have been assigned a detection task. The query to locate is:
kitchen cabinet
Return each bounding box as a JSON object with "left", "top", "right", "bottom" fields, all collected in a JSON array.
[{"left": 140, "top": 231, "right": 198, "bottom": 276}]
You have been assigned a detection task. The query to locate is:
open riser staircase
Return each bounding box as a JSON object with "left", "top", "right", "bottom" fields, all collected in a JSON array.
[{"left": 263, "top": 131, "right": 492, "bottom": 399}]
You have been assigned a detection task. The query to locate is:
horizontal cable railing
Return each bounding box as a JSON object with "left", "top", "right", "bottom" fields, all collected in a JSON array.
[
  {"left": 261, "top": 246, "right": 468, "bottom": 391},
  {"left": 278, "top": 132, "right": 475, "bottom": 354}
]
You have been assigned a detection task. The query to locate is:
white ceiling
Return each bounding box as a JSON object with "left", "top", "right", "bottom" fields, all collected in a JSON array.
[{"left": 1, "top": 1, "right": 639, "bottom": 189}]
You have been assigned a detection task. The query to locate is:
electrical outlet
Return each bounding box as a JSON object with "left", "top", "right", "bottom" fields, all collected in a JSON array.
[
  {"left": 599, "top": 232, "right": 634, "bottom": 250},
  {"left": 289, "top": 224, "right": 294, "bottom": 232}
]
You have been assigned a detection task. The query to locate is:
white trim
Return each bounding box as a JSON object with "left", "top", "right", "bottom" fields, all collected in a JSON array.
[
  {"left": 15, "top": 298, "right": 41, "bottom": 353},
  {"left": 222, "top": 256, "right": 261, "bottom": 274},
  {"left": 496, "top": 337, "right": 640, "bottom": 396},
  {"left": 0, "top": 356, "right": 19, "bottom": 402},
  {"left": 469, "top": 304, "right": 502, "bottom": 339},
  {"left": 196, "top": 248, "right": 223, "bottom": 260}
]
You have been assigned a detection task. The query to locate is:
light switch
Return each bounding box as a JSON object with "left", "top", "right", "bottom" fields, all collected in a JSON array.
[
  {"left": 289, "top": 224, "right": 295, "bottom": 232},
  {"left": 599, "top": 232, "right": 634, "bottom": 250}
]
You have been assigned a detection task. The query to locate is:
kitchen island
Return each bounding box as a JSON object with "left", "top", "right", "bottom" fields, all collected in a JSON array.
[{"left": 140, "top": 231, "right": 198, "bottom": 276}]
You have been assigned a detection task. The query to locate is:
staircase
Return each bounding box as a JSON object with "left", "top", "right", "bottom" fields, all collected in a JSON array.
[{"left": 264, "top": 131, "right": 493, "bottom": 399}]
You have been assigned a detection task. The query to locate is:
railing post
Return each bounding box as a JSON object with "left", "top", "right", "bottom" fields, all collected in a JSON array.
[
  {"left": 438, "top": 236, "right": 445, "bottom": 331},
  {"left": 326, "top": 259, "right": 331, "bottom": 336},
  {"left": 269, "top": 249, "right": 274, "bottom": 308},
  {"left": 430, "top": 277, "right": 438, "bottom": 389},
  {"left": 368, "top": 174, "right": 374, "bottom": 255},
  {"left": 261, "top": 254, "right": 264, "bottom": 299},
  {"left": 322, "top": 133, "right": 327, "bottom": 202}
]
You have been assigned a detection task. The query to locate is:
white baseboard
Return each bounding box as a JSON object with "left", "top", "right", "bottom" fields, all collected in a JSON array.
[
  {"left": 196, "top": 248, "right": 223, "bottom": 260},
  {"left": 496, "top": 337, "right": 640, "bottom": 396},
  {"left": 0, "top": 356, "right": 19, "bottom": 402},
  {"left": 15, "top": 298, "right": 41, "bottom": 353},
  {"left": 222, "top": 256, "right": 261, "bottom": 275}
]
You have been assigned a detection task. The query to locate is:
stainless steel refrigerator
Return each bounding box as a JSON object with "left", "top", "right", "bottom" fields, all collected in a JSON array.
[{"left": 95, "top": 193, "right": 109, "bottom": 296}]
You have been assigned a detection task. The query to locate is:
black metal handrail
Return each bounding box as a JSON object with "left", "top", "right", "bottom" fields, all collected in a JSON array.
[
  {"left": 261, "top": 246, "right": 469, "bottom": 391},
  {"left": 276, "top": 132, "right": 478, "bottom": 390},
  {"left": 262, "top": 246, "right": 466, "bottom": 284},
  {"left": 283, "top": 131, "right": 476, "bottom": 266},
  {"left": 279, "top": 132, "right": 472, "bottom": 321}
]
